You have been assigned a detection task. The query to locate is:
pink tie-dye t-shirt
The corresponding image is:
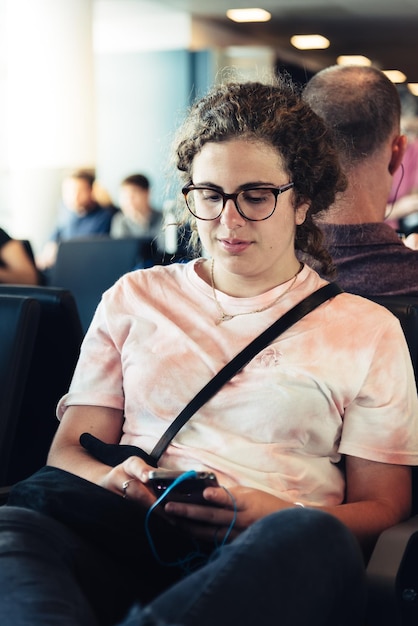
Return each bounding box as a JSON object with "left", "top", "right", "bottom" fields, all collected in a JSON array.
[{"left": 57, "top": 261, "right": 418, "bottom": 506}]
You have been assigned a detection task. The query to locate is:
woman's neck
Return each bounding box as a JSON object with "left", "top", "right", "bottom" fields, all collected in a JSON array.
[{"left": 199, "top": 257, "right": 303, "bottom": 298}]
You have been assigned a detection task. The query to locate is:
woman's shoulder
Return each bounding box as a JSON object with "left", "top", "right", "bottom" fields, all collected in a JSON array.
[
  {"left": 107, "top": 259, "right": 197, "bottom": 296},
  {"left": 303, "top": 265, "right": 402, "bottom": 330},
  {"left": 336, "top": 290, "right": 396, "bottom": 313},
  {"left": 328, "top": 290, "right": 405, "bottom": 339}
]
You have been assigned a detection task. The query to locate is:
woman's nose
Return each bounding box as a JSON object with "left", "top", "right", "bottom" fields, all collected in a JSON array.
[{"left": 220, "top": 198, "right": 246, "bottom": 228}]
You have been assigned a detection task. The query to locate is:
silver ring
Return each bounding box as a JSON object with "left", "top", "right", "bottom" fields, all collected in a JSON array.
[{"left": 122, "top": 478, "right": 136, "bottom": 499}]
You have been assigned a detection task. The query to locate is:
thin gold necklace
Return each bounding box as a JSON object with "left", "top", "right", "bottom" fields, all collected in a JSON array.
[{"left": 210, "top": 258, "right": 303, "bottom": 325}]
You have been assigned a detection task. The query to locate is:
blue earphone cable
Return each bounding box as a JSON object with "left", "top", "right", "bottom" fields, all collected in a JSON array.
[{"left": 144, "top": 470, "right": 237, "bottom": 572}]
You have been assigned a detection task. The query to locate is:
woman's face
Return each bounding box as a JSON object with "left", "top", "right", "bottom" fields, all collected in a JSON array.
[{"left": 191, "top": 138, "right": 308, "bottom": 293}]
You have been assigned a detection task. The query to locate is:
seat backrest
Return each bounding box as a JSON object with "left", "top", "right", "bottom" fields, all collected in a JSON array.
[
  {"left": 0, "top": 285, "right": 84, "bottom": 484},
  {"left": 364, "top": 295, "right": 418, "bottom": 516},
  {"left": 365, "top": 296, "right": 418, "bottom": 379},
  {"left": 0, "top": 295, "right": 40, "bottom": 484},
  {"left": 48, "top": 236, "right": 153, "bottom": 333}
]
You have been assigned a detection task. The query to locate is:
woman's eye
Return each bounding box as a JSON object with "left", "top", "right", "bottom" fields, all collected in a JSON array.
[
  {"left": 202, "top": 191, "right": 222, "bottom": 202},
  {"left": 243, "top": 190, "right": 268, "bottom": 204}
]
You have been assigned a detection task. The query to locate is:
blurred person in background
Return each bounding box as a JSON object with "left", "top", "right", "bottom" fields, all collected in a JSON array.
[
  {"left": 0, "top": 227, "right": 39, "bottom": 284},
  {"left": 110, "top": 174, "right": 163, "bottom": 241},
  {"left": 386, "top": 115, "right": 418, "bottom": 236},
  {"left": 405, "top": 233, "right": 418, "bottom": 250},
  {"left": 36, "top": 169, "right": 116, "bottom": 272}
]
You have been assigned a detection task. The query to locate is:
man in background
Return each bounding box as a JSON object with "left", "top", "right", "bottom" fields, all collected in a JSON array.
[
  {"left": 110, "top": 173, "right": 162, "bottom": 241},
  {"left": 36, "top": 169, "right": 116, "bottom": 271},
  {"left": 302, "top": 64, "right": 418, "bottom": 296}
]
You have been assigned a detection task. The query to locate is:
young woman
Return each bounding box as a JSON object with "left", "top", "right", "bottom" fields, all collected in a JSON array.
[{"left": 1, "top": 76, "right": 416, "bottom": 626}]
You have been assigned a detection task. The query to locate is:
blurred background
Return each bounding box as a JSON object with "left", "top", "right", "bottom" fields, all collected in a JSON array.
[{"left": 1, "top": 0, "right": 418, "bottom": 253}]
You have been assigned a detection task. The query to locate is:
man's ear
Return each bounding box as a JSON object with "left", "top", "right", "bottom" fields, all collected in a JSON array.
[{"left": 389, "top": 134, "right": 407, "bottom": 175}]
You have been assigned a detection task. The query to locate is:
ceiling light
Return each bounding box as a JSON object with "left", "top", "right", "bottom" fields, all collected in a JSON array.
[
  {"left": 226, "top": 8, "right": 271, "bottom": 23},
  {"left": 408, "top": 83, "right": 418, "bottom": 96},
  {"left": 290, "top": 34, "right": 330, "bottom": 50},
  {"left": 337, "top": 55, "right": 371, "bottom": 67},
  {"left": 382, "top": 69, "right": 407, "bottom": 83}
]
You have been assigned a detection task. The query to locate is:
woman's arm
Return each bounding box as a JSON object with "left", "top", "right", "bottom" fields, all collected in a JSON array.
[
  {"left": 49, "top": 405, "right": 412, "bottom": 558},
  {"left": 162, "top": 455, "right": 411, "bottom": 560},
  {"left": 47, "top": 405, "right": 156, "bottom": 507},
  {"left": 47, "top": 405, "right": 125, "bottom": 484},
  {"left": 330, "top": 456, "right": 411, "bottom": 557},
  {"left": 0, "top": 239, "right": 39, "bottom": 284}
]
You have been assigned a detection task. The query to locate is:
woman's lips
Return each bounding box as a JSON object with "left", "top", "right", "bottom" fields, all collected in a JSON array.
[{"left": 219, "top": 238, "right": 252, "bottom": 254}]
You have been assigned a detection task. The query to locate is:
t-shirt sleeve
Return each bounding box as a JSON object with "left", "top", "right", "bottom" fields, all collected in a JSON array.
[
  {"left": 339, "top": 314, "right": 418, "bottom": 465},
  {"left": 57, "top": 297, "right": 125, "bottom": 418}
]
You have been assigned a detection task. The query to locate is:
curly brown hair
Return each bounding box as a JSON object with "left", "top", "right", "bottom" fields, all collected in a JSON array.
[{"left": 173, "top": 75, "right": 346, "bottom": 276}]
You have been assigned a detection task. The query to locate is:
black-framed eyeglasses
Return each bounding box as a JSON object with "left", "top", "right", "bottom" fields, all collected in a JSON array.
[{"left": 182, "top": 182, "right": 294, "bottom": 221}]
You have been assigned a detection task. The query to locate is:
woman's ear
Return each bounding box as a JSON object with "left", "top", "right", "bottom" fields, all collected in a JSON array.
[
  {"left": 295, "top": 202, "right": 309, "bottom": 225},
  {"left": 389, "top": 134, "right": 407, "bottom": 175}
]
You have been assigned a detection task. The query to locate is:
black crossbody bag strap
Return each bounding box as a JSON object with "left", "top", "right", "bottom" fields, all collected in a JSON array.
[{"left": 81, "top": 282, "right": 342, "bottom": 468}]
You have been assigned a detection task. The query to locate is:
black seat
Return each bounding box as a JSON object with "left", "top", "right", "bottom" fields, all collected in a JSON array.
[
  {"left": 21, "top": 239, "right": 44, "bottom": 285},
  {"left": 0, "top": 285, "right": 83, "bottom": 484},
  {"left": 366, "top": 296, "right": 418, "bottom": 376},
  {"left": 0, "top": 295, "right": 40, "bottom": 485},
  {"left": 363, "top": 295, "right": 418, "bottom": 625},
  {"left": 48, "top": 236, "right": 154, "bottom": 333}
]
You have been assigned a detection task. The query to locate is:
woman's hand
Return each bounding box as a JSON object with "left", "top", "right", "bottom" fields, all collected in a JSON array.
[
  {"left": 48, "top": 406, "right": 162, "bottom": 508},
  {"left": 160, "top": 484, "right": 291, "bottom": 542},
  {"left": 100, "top": 455, "right": 160, "bottom": 508}
]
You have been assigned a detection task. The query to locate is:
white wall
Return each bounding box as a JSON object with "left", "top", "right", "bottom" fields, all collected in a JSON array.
[{"left": 3, "top": 0, "right": 96, "bottom": 251}]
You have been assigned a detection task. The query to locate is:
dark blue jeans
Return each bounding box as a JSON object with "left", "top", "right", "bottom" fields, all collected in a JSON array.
[{"left": 0, "top": 505, "right": 366, "bottom": 626}]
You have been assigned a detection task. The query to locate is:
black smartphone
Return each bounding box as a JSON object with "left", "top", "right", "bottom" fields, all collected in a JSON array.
[{"left": 148, "top": 470, "right": 219, "bottom": 504}]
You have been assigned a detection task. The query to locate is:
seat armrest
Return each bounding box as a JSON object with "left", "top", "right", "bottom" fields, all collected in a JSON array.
[{"left": 367, "top": 515, "right": 418, "bottom": 625}]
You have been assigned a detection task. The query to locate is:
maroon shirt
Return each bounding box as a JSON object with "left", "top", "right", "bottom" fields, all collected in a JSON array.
[{"left": 318, "top": 222, "right": 418, "bottom": 296}]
